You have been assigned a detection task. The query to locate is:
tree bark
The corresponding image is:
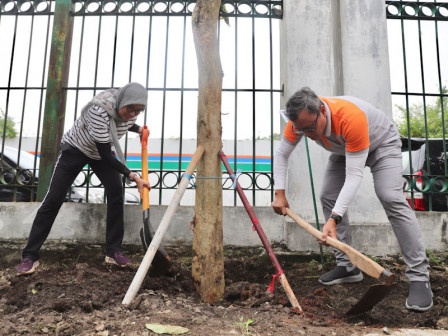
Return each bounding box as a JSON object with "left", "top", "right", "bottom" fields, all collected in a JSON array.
[{"left": 191, "top": 0, "right": 225, "bottom": 303}]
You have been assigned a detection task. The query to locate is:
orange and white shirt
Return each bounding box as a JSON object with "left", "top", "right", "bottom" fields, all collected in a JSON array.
[{"left": 274, "top": 96, "right": 399, "bottom": 216}]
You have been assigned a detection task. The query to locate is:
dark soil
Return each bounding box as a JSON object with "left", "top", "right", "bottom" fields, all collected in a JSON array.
[{"left": 0, "top": 240, "right": 447, "bottom": 335}]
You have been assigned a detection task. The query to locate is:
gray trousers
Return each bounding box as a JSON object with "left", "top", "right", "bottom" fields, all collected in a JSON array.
[{"left": 320, "top": 140, "right": 429, "bottom": 282}]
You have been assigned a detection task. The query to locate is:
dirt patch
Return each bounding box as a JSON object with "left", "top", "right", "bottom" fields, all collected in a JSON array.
[{"left": 0, "top": 240, "right": 447, "bottom": 335}]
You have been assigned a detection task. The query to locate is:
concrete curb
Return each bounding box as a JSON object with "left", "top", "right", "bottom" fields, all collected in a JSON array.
[{"left": 0, "top": 202, "right": 447, "bottom": 255}]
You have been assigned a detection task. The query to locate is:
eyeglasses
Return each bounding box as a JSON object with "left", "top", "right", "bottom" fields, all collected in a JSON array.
[
  {"left": 291, "top": 112, "right": 319, "bottom": 135},
  {"left": 126, "top": 105, "right": 144, "bottom": 116}
]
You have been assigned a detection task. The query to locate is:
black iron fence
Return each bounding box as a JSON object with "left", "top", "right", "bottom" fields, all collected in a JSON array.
[
  {"left": 0, "top": 0, "right": 282, "bottom": 206},
  {"left": 386, "top": 1, "right": 448, "bottom": 211},
  {"left": 1, "top": 1, "right": 448, "bottom": 210}
]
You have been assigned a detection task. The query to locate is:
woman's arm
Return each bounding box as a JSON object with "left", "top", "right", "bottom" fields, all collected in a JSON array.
[
  {"left": 95, "top": 141, "right": 131, "bottom": 176},
  {"left": 95, "top": 141, "right": 151, "bottom": 197}
]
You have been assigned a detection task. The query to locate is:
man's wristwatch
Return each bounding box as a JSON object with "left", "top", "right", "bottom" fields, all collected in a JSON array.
[
  {"left": 129, "top": 172, "right": 139, "bottom": 182},
  {"left": 330, "top": 213, "right": 342, "bottom": 225}
]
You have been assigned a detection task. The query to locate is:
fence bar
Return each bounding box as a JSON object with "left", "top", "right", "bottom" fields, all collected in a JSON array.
[
  {"left": 416, "top": 13, "right": 432, "bottom": 210},
  {"left": 434, "top": 19, "right": 448, "bottom": 209}
]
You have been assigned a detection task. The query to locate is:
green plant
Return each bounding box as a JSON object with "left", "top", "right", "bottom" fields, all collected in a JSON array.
[
  {"left": 394, "top": 87, "right": 448, "bottom": 138},
  {"left": 235, "top": 316, "right": 256, "bottom": 336},
  {"left": 366, "top": 254, "right": 380, "bottom": 263},
  {"left": 308, "top": 259, "right": 320, "bottom": 271},
  {"left": 426, "top": 249, "right": 446, "bottom": 267},
  {"left": 322, "top": 252, "right": 335, "bottom": 265},
  {"left": 0, "top": 109, "right": 17, "bottom": 138}
]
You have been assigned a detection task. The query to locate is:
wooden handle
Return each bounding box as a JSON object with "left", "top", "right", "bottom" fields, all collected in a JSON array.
[
  {"left": 141, "top": 126, "right": 149, "bottom": 211},
  {"left": 285, "top": 208, "right": 387, "bottom": 281},
  {"left": 279, "top": 274, "right": 303, "bottom": 312},
  {"left": 122, "top": 146, "right": 205, "bottom": 306}
]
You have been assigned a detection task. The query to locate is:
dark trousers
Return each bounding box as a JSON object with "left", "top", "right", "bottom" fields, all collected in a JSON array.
[{"left": 22, "top": 143, "right": 125, "bottom": 261}]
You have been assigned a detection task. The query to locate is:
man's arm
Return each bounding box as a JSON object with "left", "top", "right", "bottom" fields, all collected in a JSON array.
[
  {"left": 332, "top": 149, "right": 369, "bottom": 217},
  {"left": 320, "top": 149, "right": 368, "bottom": 243},
  {"left": 272, "top": 137, "right": 297, "bottom": 215}
]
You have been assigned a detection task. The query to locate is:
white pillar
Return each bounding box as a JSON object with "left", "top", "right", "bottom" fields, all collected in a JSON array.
[
  {"left": 340, "top": 0, "right": 392, "bottom": 115},
  {"left": 279, "top": 0, "right": 392, "bottom": 227}
]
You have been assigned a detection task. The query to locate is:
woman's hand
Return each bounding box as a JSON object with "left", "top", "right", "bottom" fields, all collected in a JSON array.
[
  {"left": 130, "top": 173, "right": 151, "bottom": 198},
  {"left": 138, "top": 126, "right": 149, "bottom": 140},
  {"left": 135, "top": 176, "right": 151, "bottom": 198}
]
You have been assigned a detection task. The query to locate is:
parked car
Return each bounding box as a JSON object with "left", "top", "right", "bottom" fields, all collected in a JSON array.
[
  {"left": 401, "top": 137, "right": 448, "bottom": 211},
  {"left": 0, "top": 145, "right": 139, "bottom": 204}
]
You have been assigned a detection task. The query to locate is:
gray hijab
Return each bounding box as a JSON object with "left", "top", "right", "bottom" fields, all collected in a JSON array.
[{"left": 81, "top": 82, "right": 148, "bottom": 167}]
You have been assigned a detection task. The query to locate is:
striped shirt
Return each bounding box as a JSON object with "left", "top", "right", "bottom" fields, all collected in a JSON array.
[{"left": 62, "top": 105, "right": 137, "bottom": 160}]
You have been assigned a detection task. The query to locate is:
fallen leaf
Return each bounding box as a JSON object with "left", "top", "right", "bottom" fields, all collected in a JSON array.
[
  {"left": 145, "top": 323, "right": 189, "bottom": 335},
  {"left": 31, "top": 289, "right": 37, "bottom": 295}
]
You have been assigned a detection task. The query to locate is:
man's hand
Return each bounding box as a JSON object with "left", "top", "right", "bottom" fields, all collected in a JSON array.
[
  {"left": 319, "top": 218, "right": 337, "bottom": 245},
  {"left": 134, "top": 175, "right": 151, "bottom": 198},
  {"left": 271, "top": 190, "right": 289, "bottom": 215}
]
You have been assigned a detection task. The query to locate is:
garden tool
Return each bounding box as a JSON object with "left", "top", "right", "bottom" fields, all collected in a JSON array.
[
  {"left": 139, "top": 126, "right": 171, "bottom": 274},
  {"left": 123, "top": 146, "right": 205, "bottom": 305},
  {"left": 219, "top": 150, "right": 303, "bottom": 312},
  {"left": 285, "top": 208, "right": 396, "bottom": 315}
]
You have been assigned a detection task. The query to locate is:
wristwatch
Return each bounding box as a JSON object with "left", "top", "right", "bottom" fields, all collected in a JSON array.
[
  {"left": 330, "top": 213, "right": 342, "bottom": 225},
  {"left": 129, "top": 172, "right": 139, "bottom": 182}
]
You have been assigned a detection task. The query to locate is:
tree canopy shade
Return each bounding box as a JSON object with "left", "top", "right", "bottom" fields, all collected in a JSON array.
[
  {"left": 394, "top": 89, "right": 448, "bottom": 138},
  {"left": 0, "top": 110, "right": 17, "bottom": 138}
]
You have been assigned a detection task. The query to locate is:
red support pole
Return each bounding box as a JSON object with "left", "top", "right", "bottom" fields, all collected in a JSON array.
[{"left": 218, "top": 150, "right": 302, "bottom": 311}]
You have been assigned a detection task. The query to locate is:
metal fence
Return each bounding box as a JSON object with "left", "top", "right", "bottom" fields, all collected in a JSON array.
[
  {"left": 1, "top": 1, "right": 448, "bottom": 210},
  {"left": 0, "top": 0, "right": 282, "bottom": 206},
  {"left": 386, "top": 1, "right": 448, "bottom": 211}
]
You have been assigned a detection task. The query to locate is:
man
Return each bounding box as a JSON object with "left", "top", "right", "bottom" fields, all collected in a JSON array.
[{"left": 272, "top": 87, "right": 432, "bottom": 311}]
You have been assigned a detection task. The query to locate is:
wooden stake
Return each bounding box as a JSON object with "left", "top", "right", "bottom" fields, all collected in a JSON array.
[{"left": 122, "top": 146, "right": 205, "bottom": 305}]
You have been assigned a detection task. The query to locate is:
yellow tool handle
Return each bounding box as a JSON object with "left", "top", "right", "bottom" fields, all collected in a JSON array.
[{"left": 141, "top": 126, "right": 149, "bottom": 211}]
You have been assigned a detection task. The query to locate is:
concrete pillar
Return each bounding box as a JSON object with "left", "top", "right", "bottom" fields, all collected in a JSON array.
[
  {"left": 340, "top": 0, "right": 392, "bottom": 115},
  {"left": 279, "top": 0, "right": 392, "bottom": 227}
]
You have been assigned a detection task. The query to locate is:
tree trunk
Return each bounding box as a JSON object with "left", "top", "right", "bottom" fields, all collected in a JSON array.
[{"left": 191, "top": 0, "right": 224, "bottom": 303}]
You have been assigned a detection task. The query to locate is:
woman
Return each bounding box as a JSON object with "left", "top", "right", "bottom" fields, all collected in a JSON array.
[{"left": 17, "top": 82, "right": 151, "bottom": 275}]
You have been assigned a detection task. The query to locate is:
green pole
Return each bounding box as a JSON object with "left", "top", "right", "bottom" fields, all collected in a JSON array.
[
  {"left": 304, "top": 137, "right": 325, "bottom": 267},
  {"left": 37, "top": 0, "right": 73, "bottom": 201}
]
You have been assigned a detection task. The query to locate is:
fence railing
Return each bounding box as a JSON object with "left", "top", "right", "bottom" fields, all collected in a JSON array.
[
  {"left": 2, "top": 1, "right": 447, "bottom": 210},
  {"left": 386, "top": 1, "right": 448, "bottom": 211},
  {"left": 0, "top": 0, "right": 282, "bottom": 206}
]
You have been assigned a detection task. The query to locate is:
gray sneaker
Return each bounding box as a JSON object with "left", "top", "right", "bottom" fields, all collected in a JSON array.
[
  {"left": 318, "top": 266, "right": 363, "bottom": 285},
  {"left": 406, "top": 281, "right": 433, "bottom": 312}
]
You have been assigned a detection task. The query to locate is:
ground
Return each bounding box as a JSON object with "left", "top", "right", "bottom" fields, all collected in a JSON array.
[{"left": 0, "top": 240, "right": 447, "bottom": 336}]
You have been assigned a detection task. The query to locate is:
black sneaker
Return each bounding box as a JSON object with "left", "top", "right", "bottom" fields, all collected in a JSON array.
[
  {"left": 406, "top": 281, "right": 433, "bottom": 312},
  {"left": 16, "top": 257, "right": 39, "bottom": 276},
  {"left": 318, "top": 266, "right": 363, "bottom": 285}
]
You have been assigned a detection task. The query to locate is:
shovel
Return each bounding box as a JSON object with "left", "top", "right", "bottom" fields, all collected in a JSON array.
[
  {"left": 285, "top": 208, "right": 396, "bottom": 315},
  {"left": 139, "top": 126, "right": 171, "bottom": 274}
]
